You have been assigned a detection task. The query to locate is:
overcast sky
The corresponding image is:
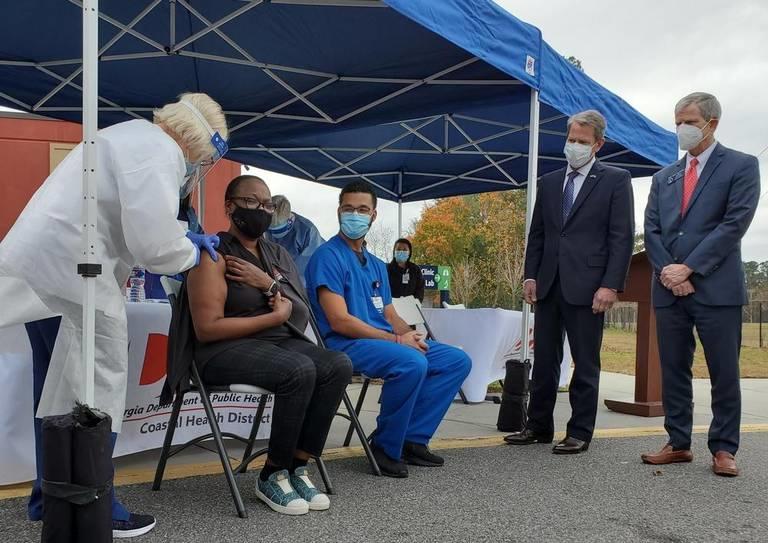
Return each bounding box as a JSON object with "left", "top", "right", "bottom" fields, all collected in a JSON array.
[{"left": 261, "top": 0, "right": 767, "bottom": 262}]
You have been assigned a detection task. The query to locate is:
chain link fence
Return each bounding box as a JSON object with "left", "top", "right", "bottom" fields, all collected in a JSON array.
[{"left": 605, "top": 301, "right": 766, "bottom": 349}]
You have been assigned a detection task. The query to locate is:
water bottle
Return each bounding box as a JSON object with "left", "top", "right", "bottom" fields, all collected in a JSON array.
[{"left": 127, "top": 266, "right": 146, "bottom": 302}]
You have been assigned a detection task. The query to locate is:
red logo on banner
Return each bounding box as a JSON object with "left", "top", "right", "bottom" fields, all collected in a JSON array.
[{"left": 139, "top": 333, "right": 168, "bottom": 385}]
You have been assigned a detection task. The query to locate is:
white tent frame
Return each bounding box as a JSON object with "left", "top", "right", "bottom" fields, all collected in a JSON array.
[{"left": 1, "top": 0, "right": 664, "bottom": 404}]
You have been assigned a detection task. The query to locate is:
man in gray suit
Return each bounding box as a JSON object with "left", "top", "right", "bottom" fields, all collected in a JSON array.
[{"left": 642, "top": 92, "right": 761, "bottom": 477}]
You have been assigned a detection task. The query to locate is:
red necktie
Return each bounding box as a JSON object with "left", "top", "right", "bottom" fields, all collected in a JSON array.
[{"left": 681, "top": 157, "right": 699, "bottom": 214}]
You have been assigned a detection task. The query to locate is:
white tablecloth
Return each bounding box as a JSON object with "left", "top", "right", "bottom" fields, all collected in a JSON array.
[
  {"left": 0, "top": 302, "right": 273, "bottom": 486},
  {"left": 423, "top": 308, "right": 572, "bottom": 403}
]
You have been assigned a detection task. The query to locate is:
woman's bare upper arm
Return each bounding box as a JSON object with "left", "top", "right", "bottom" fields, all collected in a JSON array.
[{"left": 187, "top": 252, "right": 227, "bottom": 334}]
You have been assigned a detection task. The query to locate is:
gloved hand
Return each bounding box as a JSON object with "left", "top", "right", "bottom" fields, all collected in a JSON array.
[{"left": 186, "top": 231, "right": 220, "bottom": 263}]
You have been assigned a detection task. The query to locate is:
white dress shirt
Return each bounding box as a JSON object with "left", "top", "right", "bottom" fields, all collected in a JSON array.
[
  {"left": 685, "top": 139, "right": 717, "bottom": 176},
  {"left": 563, "top": 155, "right": 596, "bottom": 201}
]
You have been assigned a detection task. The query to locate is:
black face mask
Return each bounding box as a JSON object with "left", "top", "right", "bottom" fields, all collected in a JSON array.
[{"left": 231, "top": 205, "right": 272, "bottom": 239}]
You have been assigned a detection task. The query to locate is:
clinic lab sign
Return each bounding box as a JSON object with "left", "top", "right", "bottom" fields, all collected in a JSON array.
[{"left": 419, "top": 266, "right": 451, "bottom": 290}]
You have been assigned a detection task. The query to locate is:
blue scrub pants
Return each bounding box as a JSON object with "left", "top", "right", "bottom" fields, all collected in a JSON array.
[
  {"left": 25, "top": 316, "right": 129, "bottom": 522},
  {"left": 341, "top": 339, "right": 471, "bottom": 460}
]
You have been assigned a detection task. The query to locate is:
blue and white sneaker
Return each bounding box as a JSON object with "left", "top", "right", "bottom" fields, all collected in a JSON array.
[
  {"left": 290, "top": 466, "right": 330, "bottom": 511},
  {"left": 255, "top": 469, "right": 309, "bottom": 515}
]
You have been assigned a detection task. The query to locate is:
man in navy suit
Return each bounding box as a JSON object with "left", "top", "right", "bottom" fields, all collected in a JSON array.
[
  {"left": 641, "top": 92, "right": 760, "bottom": 477},
  {"left": 506, "top": 110, "right": 635, "bottom": 454}
]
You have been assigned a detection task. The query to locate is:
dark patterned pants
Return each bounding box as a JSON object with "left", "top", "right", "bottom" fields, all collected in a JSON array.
[{"left": 203, "top": 337, "right": 352, "bottom": 467}]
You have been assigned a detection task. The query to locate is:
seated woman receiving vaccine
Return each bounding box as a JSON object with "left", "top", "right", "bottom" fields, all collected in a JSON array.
[{"left": 186, "top": 174, "right": 352, "bottom": 516}]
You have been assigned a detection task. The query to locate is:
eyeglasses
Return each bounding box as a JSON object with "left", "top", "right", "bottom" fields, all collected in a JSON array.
[
  {"left": 340, "top": 205, "right": 373, "bottom": 215},
  {"left": 229, "top": 196, "right": 276, "bottom": 213}
]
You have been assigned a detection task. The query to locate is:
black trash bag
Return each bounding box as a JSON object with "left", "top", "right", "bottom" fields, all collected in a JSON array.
[
  {"left": 496, "top": 359, "right": 531, "bottom": 432},
  {"left": 41, "top": 403, "right": 113, "bottom": 543}
]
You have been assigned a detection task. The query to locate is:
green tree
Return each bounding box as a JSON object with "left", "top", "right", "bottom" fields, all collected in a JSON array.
[
  {"left": 565, "top": 55, "right": 584, "bottom": 71},
  {"left": 410, "top": 191, "right": 528, "bottom": 309}
]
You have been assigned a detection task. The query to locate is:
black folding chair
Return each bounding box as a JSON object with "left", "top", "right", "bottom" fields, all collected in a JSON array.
[
  {"left": 339, "top": 299, "right": 469, "bottom": 449},
  {"left": 151, "top": 278, "right": 334, "bottom": 518}
]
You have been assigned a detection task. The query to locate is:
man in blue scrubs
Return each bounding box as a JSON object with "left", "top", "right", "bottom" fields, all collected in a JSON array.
[{"left": 305, "top": 181, "right": 471, "bottom": 477}]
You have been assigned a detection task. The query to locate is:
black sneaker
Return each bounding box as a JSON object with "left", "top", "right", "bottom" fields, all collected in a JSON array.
[
  {"left": 113, "top": 513, "right": 156, "bottom": 539},
  {"left": 402, "top": 441, "right": 444, "bottom": 467},
  {"left": 371, "top": 443, "right": 408, "bottom": 478}
]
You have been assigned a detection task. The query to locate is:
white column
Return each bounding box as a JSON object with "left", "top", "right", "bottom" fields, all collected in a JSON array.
[
  {"left": 80, "top": 0, "right": 100, "bottom": 406},
  {"left": 521, "top": 88, "right": 540, "bottom": 363}
]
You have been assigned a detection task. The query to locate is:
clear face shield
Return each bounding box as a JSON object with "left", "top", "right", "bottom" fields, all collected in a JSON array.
[{"left": 178, "top": 100, "right": 229, "bottom": 198}]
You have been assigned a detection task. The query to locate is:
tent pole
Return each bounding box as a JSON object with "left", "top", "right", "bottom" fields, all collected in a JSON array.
[
  {"left": 520, "top": 88, "right": 539, "bottom": 363},
  {"left": 80, "top": 0, "right": 100, "bottom": 407},
  {"left": 397, "top": 171, "right": 403, "bottom": 238},
  {"left": 197, "top": 179, "right": 206, "bottom": 230}
]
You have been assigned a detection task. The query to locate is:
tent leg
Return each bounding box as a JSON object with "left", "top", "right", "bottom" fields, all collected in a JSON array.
[
  {"left": 197, "top": 179, "right": 206, "bottom": 230},
  {"left": 81, "top": 0, "right": 100, "bottom": 407},
  {"left": 520, "top": 88, "right": 540, "bottom": 364},
  {"left": 397, "top": 171, "right": 403, "bottom": 238},
  {"left": 397, "top": 201, "right": 402, "bottom": 238}
]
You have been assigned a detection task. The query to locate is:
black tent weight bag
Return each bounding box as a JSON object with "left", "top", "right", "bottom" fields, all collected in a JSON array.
[
  {"left": 496, "top": 358, "right": 531, "bottom": 432},
  {"left": 41, "top": 403, "right": 113, "bottom": 543}
]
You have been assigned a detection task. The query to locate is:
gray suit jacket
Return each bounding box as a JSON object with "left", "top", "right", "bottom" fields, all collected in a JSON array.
[{"left": 644, "top": 142, "right": 761, "bottom": 308}]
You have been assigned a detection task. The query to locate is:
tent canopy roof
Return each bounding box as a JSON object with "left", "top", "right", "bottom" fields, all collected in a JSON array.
[{"left": 0, "top": 0, "right": 676, "bottom": 202}]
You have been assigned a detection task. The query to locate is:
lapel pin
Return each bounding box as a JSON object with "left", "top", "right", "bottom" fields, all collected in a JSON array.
[{"left": 667, "top": 170, "right": 684, "bottom": 184}]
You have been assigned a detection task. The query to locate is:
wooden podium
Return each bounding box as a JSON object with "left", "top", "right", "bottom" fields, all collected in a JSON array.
[{"left": 604, "top": 251, "right": 665, "bottom": 417}]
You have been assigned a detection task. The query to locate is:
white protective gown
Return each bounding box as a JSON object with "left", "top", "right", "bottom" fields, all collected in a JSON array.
[{"left": 0, "top": 119, "right": 197, "bottom": 432}]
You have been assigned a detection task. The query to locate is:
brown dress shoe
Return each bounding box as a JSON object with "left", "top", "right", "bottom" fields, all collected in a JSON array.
[
  {"left": 712, "top": 451, "right": 739, "bottom": 477},
  {"left": 640, "top": 444, "right": 693, "bottom": 465}
]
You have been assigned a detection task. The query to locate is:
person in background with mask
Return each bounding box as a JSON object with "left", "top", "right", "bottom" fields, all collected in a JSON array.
[
  {"left": 387, "top": 238, "right": 425, "bottom": 302},
  {"left": 0, "top": 93, "right": 227, "bottom": 537},
  {"left": 640, "top": 92, "right": 760, "bottom": 477},
  {"left": 304, "top": 181, "right": 471, "bottom": 478},
  {"left": 506, "top": 109, "right": 634, "bottom": 455},
  {"left": 265, "top": 195, "right": 325, "bottom": 283},
  {"left": 186, "top": 175, "right": 352, "bottom": 514}
]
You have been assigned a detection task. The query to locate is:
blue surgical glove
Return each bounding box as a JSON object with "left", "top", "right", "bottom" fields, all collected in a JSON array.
[{"left": 186, "top": 231, "right": 220, "bottom": 263}]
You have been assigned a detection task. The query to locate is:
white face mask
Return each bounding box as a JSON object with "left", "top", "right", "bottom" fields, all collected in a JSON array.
[
  {"left": 676, "top": 121, "right": 711, "bottom": 151},
  {"left": 564, "top": 141, "right": 594, "bottom": 169}
]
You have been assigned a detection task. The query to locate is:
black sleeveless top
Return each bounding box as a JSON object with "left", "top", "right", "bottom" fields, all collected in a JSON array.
[{"left": 194, "top": 232, "right": 311, "bottom": 368}]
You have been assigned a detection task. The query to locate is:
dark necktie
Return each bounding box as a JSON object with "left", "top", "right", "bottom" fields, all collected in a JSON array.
[{"left": 562, "top": 170, "right": 579, "bottom": 223}]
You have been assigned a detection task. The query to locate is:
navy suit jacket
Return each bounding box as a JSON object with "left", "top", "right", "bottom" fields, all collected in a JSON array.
[
  {"left": 524, "top": 161, "right": 635, "bottom": 306},
  {"left": 644, "top": 143, "right": 761, "bottom": 308}
]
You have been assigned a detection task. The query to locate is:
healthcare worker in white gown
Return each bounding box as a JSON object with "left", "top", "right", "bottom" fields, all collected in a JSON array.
[{"left": 0, "top": 93, "right": 228, "bottom": 538}]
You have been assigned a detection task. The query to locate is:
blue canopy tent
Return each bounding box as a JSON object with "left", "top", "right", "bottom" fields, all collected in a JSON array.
[{"left": 0, "top": 0, "right": 676, "bottom": 397}]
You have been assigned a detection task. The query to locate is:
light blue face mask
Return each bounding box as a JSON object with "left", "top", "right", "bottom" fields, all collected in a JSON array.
[
  {"left": 340, "top": 212, "right": 371, "bottom": 240},
  {"left": 268, "top": 217, "right": 294, "bottom": 239},
  {"left": 394, "top": 250, "right": 409, "bottom": 263}
]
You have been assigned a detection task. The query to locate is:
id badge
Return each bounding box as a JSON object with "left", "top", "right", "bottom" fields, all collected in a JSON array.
[
  {"left": 372, "top": 296, "right": 384, "bottom": 313},
  {"left": 402, "top": 273, "right": 410, "bottom": 285}
]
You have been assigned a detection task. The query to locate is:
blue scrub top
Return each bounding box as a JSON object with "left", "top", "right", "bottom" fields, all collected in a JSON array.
[{"left": 305, "top": 234, "right": 393, "bottom": 350}]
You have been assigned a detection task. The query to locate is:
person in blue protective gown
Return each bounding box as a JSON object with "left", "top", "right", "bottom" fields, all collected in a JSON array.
[
  {"left": 265, "top": 195, "right": 325, "bottom": 284},
  {"left": 305, "top": 181, "right": 471, "bottom": 478},
  {"left": 0, "top": 93, "right": 228, "bottom": 538}
]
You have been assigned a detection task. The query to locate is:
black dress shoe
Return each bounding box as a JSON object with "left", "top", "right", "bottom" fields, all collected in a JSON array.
[
  {"left": 504, "top": 428, "right": 554, "bottom": 445},
  {"left": 403, "top": 441, "right": 444, "bottom": 467},
  {"left": 552, "top": 436, "right": 589, "bottom": 454},
  {"left": 371, "top": 443, "right": 408, "bottom": 478}
]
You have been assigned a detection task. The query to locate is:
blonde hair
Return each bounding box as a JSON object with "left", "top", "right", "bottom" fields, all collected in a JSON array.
[
  {"left": 271, "top": 195, "right": 292, "bottom": 225},
  {"left": 153, "top": 93, "right": 228, "bottom": 162}
]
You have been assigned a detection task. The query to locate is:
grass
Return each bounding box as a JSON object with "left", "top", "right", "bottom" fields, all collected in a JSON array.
[
  {"left": 487, "top": 324, "right": 767, "bottom": 392},
  {"left": 601, "top": 326, "right": 768, "bottom": 379}
]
